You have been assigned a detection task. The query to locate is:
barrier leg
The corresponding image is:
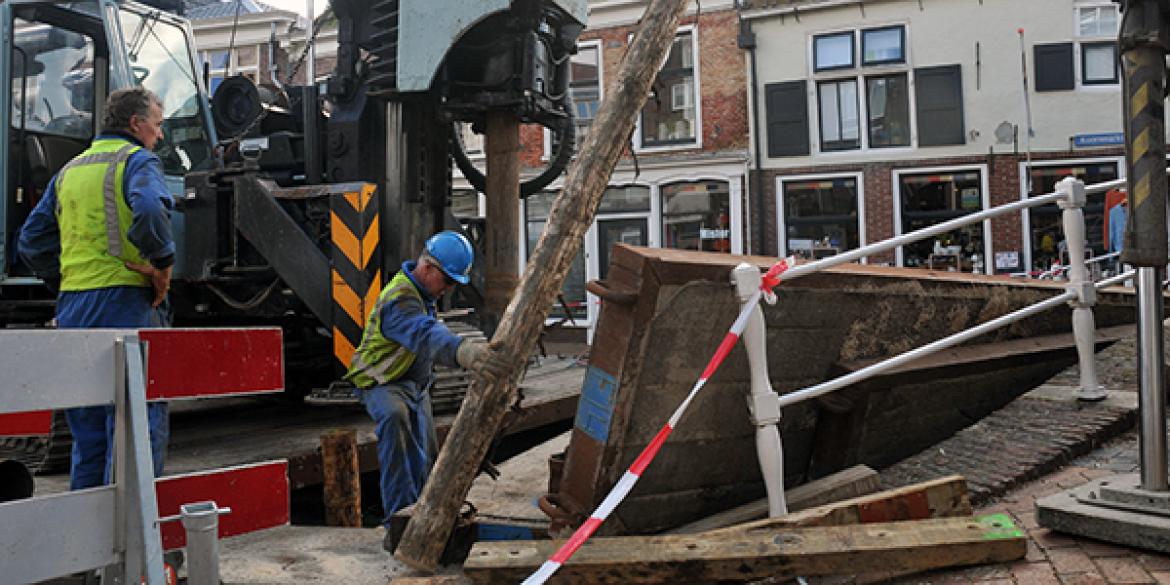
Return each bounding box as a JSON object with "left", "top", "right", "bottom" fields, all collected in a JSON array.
[
  {"left": 1057, "top": 177, "right": 1107, "bottom": 402},
  {"left": 117, "top": 337, "right": 167, "bottom": 585},
  {"left": 181, "top": 501, "right": 227, "bottom": 585},
  {"left": 732, "top": 263, "right": 787, "bottom": 516}
]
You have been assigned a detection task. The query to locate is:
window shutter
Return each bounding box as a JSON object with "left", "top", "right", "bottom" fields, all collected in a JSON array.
[
  {"left": 765, "top": 81, "right": 810, "bottom": 157},
  {"left": 914, "top": 64, "right": 965, "bottom": 147},
  {"left": 1034, "top": 43, "right": 1074, "bottom": 91}
]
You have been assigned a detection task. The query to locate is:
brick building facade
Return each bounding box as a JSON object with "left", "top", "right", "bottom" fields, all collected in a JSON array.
[{"left": 745, "top": 0, "right": 1129, "bottom": 274}]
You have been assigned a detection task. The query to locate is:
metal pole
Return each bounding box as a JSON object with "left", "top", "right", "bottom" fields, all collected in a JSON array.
[
  {"left": 732, "top": 263, "right": 787, "bottom": 517},
  {"left": 1119, "top": 0, "right": 1169, "bottom": 492},
  {"left": 1138, "top": 267, "right": 1168, "bottom": 491},
  {"left": 1057, "top": 177, "right": 1106, "bottom": 401},
  {"left": 180, "top": 501, "right": 227, "bottom": 585}
]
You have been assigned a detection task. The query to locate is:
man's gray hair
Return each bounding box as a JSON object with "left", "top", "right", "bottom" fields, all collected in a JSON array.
[{"left": 102, "top": 87, "right": 162, "bottom": 132}]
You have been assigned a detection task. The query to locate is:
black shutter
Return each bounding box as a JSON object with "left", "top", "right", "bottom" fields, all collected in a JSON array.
[
  {"left": 914, "top": 64, "right": 965, "bottom": 147},
  {"left": 1034, "top": 43, "right": 1074, "bottom": 91},
  {"left": 765, "top": 81, "right": 809, "bottom": 157}
]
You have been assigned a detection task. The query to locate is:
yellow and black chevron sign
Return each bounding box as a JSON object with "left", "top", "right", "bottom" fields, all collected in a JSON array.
[{"left": 330, "top": 183, "right": 381, "bottom": 370}]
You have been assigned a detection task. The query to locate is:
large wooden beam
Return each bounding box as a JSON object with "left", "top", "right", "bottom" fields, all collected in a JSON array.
[
  {"left": 707, "top": 475, "right": 972, "bottom": 536},
  {"left": 669, "top": 465, "right": 880, "bottom": 534},
  {"left": 483, "top": 111, "right": 521, "bottom": 332},
  {"left": 393, "top": 0, "right": 693, "bottom": 571},
  {"left": 463, "top": 514, "right": 1026, "bottom": 584}
]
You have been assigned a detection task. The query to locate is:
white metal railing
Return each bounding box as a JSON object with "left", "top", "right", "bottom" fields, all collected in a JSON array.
[{"left": 735, "top": 174, "right": 1140, "bottom": 519}]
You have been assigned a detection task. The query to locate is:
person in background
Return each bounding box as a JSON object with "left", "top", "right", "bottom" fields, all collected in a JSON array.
[
  {"left": 18, "top": 86, "right": 174, "bottom": 489},
  {"left": 1108, "top": 198, "right": 1127, "bottom": 274}
]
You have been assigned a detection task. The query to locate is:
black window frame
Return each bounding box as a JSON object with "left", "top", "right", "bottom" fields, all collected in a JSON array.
[
  {"left": 865, "top": 72, "right": 911, "bottom": 148},
  {"left": 1080, "top": 41, "right": 1118, "bottom": 85},
  {"left": 817, "top": 78, "right": 861, "bottom": 151},
  {"left": 861, "top": 25, "right": 906, "bottom": 67},
  {"left": 813, "top": 31, "right": 855, "bottom": 72}
]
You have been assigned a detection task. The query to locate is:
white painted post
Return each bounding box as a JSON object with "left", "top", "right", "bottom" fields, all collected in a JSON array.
[
  {"left": 1057, "top": 177, "right": 1107, "bottom": 401},
  {"left": 731, "top": 263, "right": 787, "bottom": 516}
]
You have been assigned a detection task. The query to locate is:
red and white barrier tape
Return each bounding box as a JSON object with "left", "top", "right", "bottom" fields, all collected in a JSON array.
[{"left": 521, "top": 258, "right": 794, "bottom": 585}]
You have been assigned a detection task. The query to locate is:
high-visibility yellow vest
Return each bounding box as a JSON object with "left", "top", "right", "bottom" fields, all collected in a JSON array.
[
  {"left": 344, "top": 270, "right": 423, "bottom": 388},
  {"left": 55, "top": 138, "right": 150, "bottom": 291}
]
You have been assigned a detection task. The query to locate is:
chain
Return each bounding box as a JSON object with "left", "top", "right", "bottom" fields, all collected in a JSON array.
[{"left": 218, "top": 8, "right": 333, "bottom": 149}]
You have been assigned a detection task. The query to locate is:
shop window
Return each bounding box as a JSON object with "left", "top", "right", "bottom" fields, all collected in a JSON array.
[
  {"left": 866, "top": 73, "right": 910, "bottom": 148},
  {"left": 862, "top": 26, "right": 904, "bottom": 66},
  {"left": 898, "top": 170, "right": 985, "bottom": 270},
  {"left": 1026, "top": 162, "right": 1118, "bottom": 270},
  {"left": 814, "top": 32, "right": 854, "bottom": 72},
  {"left": 661, "top": 181, "right": 731, "bottom": 253},
  {"left": 1081, "top": 42, "right": 1117, "bottom": 84},
  {"left": 526, "top": 191, "right": 587, "bottom": 320},
  {"left": 640, "top": 32, "right": 697, "bottom": 147},
  {"left": 818, "top": 79, "right": 860, "bottom": 151},
  {"left": 600, "top": 184, "right": 651, "bottom": 213},
  {"left": 1078, "top": 5, "right": 1119, "bottom": 37},
  {"left": 781, "top": 177, "right": 860, "bottom": 259}
]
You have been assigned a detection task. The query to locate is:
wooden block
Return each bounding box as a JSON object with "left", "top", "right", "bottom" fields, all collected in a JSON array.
[
  {"left": 708, "top": 475, "right": 972, "bottom": 536},
  {"left": 464, "top": 514, "right": 1025, "bottom": 585},
  {"left": 321, "top": 429, "right": 361, "bottom": 527},
  {"left": 669, "top": 464, "right": 880, "bottom": 534}
]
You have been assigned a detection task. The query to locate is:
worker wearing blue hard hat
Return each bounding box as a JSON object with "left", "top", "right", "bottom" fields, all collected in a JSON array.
[{"left": 345, "top": 230, "right": 508, "bottom": 549}]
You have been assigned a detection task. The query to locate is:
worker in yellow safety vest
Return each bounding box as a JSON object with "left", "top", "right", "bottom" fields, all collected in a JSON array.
[
  {"left": 344, "top": 230, "right": 509, "bottom": 550},
  {"left": 18, "top": 87, "right": 174, "bottom": 489}
]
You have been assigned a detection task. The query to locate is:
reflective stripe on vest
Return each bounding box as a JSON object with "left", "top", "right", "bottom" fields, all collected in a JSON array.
[
  {"left": 344, "top": 271, "right": 425, "bottom": 388},
  {"left": 55, "top": 139, "right": 150, "bottom": 291}
]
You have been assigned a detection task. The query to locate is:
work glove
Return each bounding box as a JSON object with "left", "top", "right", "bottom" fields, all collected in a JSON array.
[{"left": 456, "top": 339, "right": 511, "bottom": 381}]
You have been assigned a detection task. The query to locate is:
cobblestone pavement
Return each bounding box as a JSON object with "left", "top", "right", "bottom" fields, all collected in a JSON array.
[{"left": 816, "top": 329, "right": 1170, "bottom": 584}]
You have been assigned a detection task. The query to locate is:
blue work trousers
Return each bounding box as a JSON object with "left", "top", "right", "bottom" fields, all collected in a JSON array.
[
  {"left": 65, "top": 403, "right": 169, "bottom": 489},
  {"left": 356, "top": 383, "right": 436, "bottom": 525},
  {"left": 56, "top": 287, "right": 171, "bottom": 490}
]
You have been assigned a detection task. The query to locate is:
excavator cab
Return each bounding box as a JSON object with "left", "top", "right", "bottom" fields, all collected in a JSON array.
[{"left": 0, "top": 0, "right": 216, "bottom": 322}]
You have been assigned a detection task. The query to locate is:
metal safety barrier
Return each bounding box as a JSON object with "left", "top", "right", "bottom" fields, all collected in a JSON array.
[{"left": 0, "top": 328, "right": 289, "bottom": 585}]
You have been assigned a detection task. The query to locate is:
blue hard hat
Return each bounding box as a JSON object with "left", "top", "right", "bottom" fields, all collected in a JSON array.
[{"left": 425, "top": 231, "right": 474, "bottom": 285}]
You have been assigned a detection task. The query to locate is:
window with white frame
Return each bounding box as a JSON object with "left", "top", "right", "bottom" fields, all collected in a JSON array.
[
  {"left": 570, "top": 44, "right": 601, "bottom": 143},
  {"left": 640, "top": 31, "right": 697, "bottom": 148},
  {"left": 780, "top": 176, "right": 861, "bottom": 259},
  {"left": 201, "top": 45, "right": 260, "bottom": 94},
  {"left": 898, "top": 170, "right": 986, "bottom": 270},
  {"left": 813, "top": 25, "right": 909, "bottom": 152},
  {"left": 1076, "top": 4, "right": 1119, "bottom": 85}
]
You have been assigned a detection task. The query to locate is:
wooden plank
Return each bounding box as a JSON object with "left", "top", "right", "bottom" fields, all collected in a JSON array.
[
  {"left": 463, "top": 514, "right": 1025, "bottom": 585},
  {"left": 669, "top": 464, "right": 880, "bottom": 534},
  {"left": 706, "top": 475, "right": 972, "bottom": 536},
  {"left": 393, "top": 0, "right": 694, "bottom": 570}
]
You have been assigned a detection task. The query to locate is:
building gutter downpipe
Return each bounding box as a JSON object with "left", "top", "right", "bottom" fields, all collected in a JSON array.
[{"left": 737, "top": 2, "right": 766, "bottom": 254}]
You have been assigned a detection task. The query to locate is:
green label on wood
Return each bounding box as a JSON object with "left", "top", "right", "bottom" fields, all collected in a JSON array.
[{"left": 978, "top": 513, "right": 1024, "bottom": 540}]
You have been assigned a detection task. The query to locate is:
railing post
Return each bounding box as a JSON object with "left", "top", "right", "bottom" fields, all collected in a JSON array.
[
  {"left": 731, "top": 263, "right": 787, "bottom": 516},
  {"left": 1057, "top": 177, "right": 1107, "bottom": 402}
]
